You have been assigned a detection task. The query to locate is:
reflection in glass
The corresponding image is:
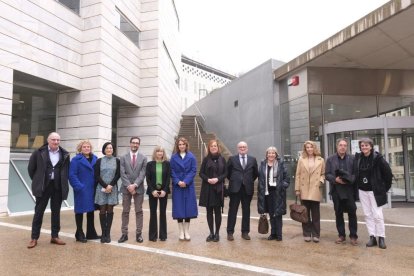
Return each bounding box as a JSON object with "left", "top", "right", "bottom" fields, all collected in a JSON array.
[
  {"left": 379, "top": 96, "right": 414, "bottom": 117},
  {"left": 323, "top": 95, "right": 377, "bottom": 124}
]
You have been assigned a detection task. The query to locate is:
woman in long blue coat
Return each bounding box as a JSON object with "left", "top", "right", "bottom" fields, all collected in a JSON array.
[
  {"left": 170, "top": 137, "right": 198, "bottom": 241},
  {"left": 69, "top": 140, "right": 99, "bottom": 242}
]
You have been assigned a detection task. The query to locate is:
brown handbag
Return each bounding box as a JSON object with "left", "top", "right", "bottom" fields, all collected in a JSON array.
[
  {"left": 289, "top": 196, "right": 308, "bottom": 223},
  {"left": 258, "top": 214, "right": 269, "bottom": 234}
]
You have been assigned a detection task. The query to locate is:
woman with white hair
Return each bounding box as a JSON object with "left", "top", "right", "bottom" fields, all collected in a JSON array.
[{"left": 257, "top": 146, "right": 290, "bottom": 241}]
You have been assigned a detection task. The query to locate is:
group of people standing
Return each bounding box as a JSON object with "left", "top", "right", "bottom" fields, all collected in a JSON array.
[
  {"left": 296, "top": 138, "right": 392, "bottom": 249},
  {"left": 26, "top": 132, "right": 392, "bottom": 251}
]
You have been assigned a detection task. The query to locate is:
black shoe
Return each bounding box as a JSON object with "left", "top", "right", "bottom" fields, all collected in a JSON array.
[
  {"left": 86, "top": 231, "right": 101, "bottom": 240},
  {"left": 160, "top": 238, "right": 166, "bottom": 241},
  {"left": 136, "top": 234, "right": 144, "bottom": 243},
  {"left": 241, "top": 233, "right": 251, "bottom": 240},
  {"left": 267, "top": 235, "right": 277, "bottom": 240},
  {"left": 213, "top": 233, "right": 220, "bottom": 242},
  {"left": 366, "top": 236, "right": 377, "bottom": 247},
  {"left": 206, "top": 234, "right": 214, "bottom": 242},
  {"left": 378, "top": 237, "right": 387, "bottom": 249},
  {"left": 276, "top": 237, "right": 282, "bottom": 241},
  {"left": 75, "top": 230, "right": 87, "bottom": 243},
  {"left": 227, "top": 233, "right": 234, "bottom": 241},
  {"left": 149, "top": 238, "right": 157, "bottom": 242},
  {"left": 118, "top": 234, "right": 128, "bottom": 243}
]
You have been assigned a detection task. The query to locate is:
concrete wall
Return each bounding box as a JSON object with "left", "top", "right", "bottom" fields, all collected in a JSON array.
[
  {"left": 184, "top": 59, "right": 284, "bottom": 160},
  {"left": 0, "top": 0, "right": 181, "bottom": 214}
]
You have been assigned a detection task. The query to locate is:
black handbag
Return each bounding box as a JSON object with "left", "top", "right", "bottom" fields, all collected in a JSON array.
[
  {"left": 258, "top": 214, "right": 269, "bottom": 234},
  {"left": 289, "top": 196, "right": 308, "bottom": 223}
]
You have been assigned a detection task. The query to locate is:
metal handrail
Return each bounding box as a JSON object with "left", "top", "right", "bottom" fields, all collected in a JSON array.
[
  {"left": 194, "top": 117, "right": 207, "bottom": 161},
  {"left": 193, "top": 102, "right": 206, "bottom": 126}
]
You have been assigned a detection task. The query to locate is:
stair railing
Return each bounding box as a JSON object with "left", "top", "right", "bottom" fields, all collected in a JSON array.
[{"left": 194, "top": 117, "right": 207, "bottom": 161}]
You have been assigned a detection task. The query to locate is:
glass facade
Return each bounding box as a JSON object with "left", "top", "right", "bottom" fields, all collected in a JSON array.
[{"left": 11, "top": 90, "right": 57, "bottom": 152}]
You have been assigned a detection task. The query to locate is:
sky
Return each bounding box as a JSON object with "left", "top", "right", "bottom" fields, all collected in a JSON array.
[{"left": 174, "top": 0, "right": 390, "bottom": 76}]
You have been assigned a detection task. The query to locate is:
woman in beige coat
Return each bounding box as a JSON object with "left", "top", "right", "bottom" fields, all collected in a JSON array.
[{"left": 295, "top": 141, "right": 325, "bottom": 242}]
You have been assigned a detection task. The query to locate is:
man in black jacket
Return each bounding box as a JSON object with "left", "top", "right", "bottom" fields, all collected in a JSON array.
[
  {"left": 226, "top": 141, "right": 258, "bottom": 241},
  {"left": 325, "top": 138, "right": 358, "bottom": 245},
  {"left": 27, "top": 132, "right": 70, "bottom": 249}
]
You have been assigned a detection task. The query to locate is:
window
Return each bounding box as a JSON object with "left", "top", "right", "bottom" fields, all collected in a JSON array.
[
  {"left": 56, "top": 0, "right": 80, "bottom": 14},
  {"left": 12, "top": 91, "right": 57, "bottom": 152},
  {"left": 115, "top": 9, "right": 140, "bottom": 47}
]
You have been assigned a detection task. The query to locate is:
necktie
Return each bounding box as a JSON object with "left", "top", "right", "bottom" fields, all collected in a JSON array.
[
  {"left": 132, "top": 154, "right": 136, "bottom": 168},
  {"left": 242, "top": 156, "right": 246, "bottom": 169}
]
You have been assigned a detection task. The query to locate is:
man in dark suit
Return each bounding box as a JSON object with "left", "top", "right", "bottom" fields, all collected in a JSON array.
[
  {"left": 326, "top": 138, "right": 358, "bottom": 245},
  {"left": 27, "top": 132, "right": 70, "bottom": 249},
  {"left": 226, "top": 141, "right": 258, "bottom": 241},
  {"left": 118, "top": 136, "right": 147, "bottom": 243}
]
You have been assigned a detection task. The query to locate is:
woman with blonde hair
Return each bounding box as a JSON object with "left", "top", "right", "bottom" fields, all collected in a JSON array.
[
  {"left": 69, "top": 140, "right": 100, "bottom": 242},
  {"left": 257, "top": 146, "right": 289, "bottom": 241},
  {"left": 199, "top": 139, "right": 227, "bottom": 242},
  {"left": 170, "top": 137, "right": 198, "bottom": 241},
  {"left": 146, "top": 146, "right": 171, "bottom": 241},
  {"left": 295, "top": 141, "right": 325, "bottom": 242}
]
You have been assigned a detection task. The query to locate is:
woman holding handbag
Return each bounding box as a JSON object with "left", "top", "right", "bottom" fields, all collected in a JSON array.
[
  {"left": 199, "top": 139, "right": 227, "bottom": 242},
  {"left": 295, "top": 141, "right": 325, "bottom": 243},
  {"left": 257, "top": 146, "right": 290, "bottom": 241}
]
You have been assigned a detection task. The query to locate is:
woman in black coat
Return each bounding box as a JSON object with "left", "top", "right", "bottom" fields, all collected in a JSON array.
[
  {"left": 146, "top": 146, "right": 171, "bottom": 242},
  {"left": 199, "top": 139, "right": 227, "bottom": 242},
  {"left": 257, "top": 146, "right": 290, "bottom": 241}
]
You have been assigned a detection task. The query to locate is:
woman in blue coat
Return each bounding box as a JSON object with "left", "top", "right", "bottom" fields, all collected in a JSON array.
[
  {"left": 69, "top": 140, "right": 100, "bottom": 242},
  {"left": 170, "top": 137, "right": 198, "bottom": 241}
]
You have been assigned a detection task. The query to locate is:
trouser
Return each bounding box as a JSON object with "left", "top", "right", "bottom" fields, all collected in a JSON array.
[
  {"left": 206, "top": 206, "right": 222, "bottom": 234},
  {"left": 265, "top": 192, "right": 283, "bottom": 238},
  {"left": 301, "top": 200, "right": 320, "bottom": 238},
  {"left": 359, "top": 190, "right": 385, "bottom": 237},
  {"left": 31, "top": 180, "right": 62, "bottom": 239},
  {"left": 121, "top": 192, "right": 144, "bottom": 235},
  {"left": 332, "top": 193, "right": 358, "bottom": 238},
  {"left": 148, "top": 194, "right": 168, "bottom": 240},
  {"left": 227, "top": 186, "right": 252, "bottom": 234}
]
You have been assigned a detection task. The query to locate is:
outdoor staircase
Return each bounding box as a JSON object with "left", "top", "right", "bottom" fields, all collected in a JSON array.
[{"left": 176, "top": 115, "right": 232, "bottom": 198}]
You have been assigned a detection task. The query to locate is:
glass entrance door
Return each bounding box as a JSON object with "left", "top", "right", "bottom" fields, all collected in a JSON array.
[{"left": 389, "top": 133, "right": 414, "bottom": 202}]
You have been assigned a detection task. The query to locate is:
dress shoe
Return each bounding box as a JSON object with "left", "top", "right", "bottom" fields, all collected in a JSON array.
[
  {"left": 312, "top": 237, "right": 320, "bottom": 243},
  {"left": 50, "top": 237, "right": 66, "bottom": 245},
  {"left": 27, "top": 239, "right": 37, "bottom": 249},
  {"left": 267, "top": 235, "right": 277, "bottom": 240},
  {"left": 335, "top": 236, "right": 346, "bottom": 244},
  {"left": 118, "top": 234, "right": 128, "bottom": 243},
  {"left": 378, "top": 237, "right": 387, "bottom": 249},
  {"left": 304, "top": 236, "right": 311, "bottom": 242},
  {"left": 75, "top": 231, "right": 87, "bottom": 243},
  {"left": 86, "top": 233, "right": 101, "bottom": 240},
  {"left": 136, "top": 234, "right": 144, "bottom": 243},
  {"left": 149, "top": 238, "right": 157, "bottom": 242},
  {"left": 276, "top": 237, "right": 282, "bottom": 241},
  {"left": 160, "top": 238, "right": 166, "bottom": 241},
  {"left": 241, "top": 233, "right": 251, "bottom": 240},
  {"left": 366, "top": 236, "right": 377, "bottom": 247},
  {"left": 227, "top": 233, "right": 234, "bottom": 241},
  {"left": 206, "top": 234, "right": 214, "bottom": 242},
  {"left": 213, "top": 233, "right": 220, "bottom": 242},
  {"left": 350, "top": 238, "right": 358, "bottom": 246}
]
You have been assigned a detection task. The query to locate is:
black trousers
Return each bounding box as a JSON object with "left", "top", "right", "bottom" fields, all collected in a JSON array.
[
  {"left": 227, "top": 185, "right": 252, "bottom": 234},
  {"left": 148, "top": 194, "right": 168, "bottom": 240},
  {"left": 301, "top": 200, "right": 320, "bottom": 238},
  {"left": 332, "top": 193, "right": 358, "bottom": 239},
  {"left": 265, "top": 192, "right": 283, "bottom": 238},
  {"left": 31, "top": 180, "right": 63, "bottom": 239}
]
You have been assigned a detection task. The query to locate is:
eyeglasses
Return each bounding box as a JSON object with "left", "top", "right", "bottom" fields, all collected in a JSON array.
[{"left": 131, "top": 142, "right": 140, "bottom": 145}]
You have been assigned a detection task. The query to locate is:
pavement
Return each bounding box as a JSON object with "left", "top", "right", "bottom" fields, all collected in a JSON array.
[{"left": 1, "top": 199, "right": 414, "bottom": 276}]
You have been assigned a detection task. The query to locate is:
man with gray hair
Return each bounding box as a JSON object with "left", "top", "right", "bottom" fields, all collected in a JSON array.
[
  {"left": 27, "top": 132, "right": 70, "bottom": 248},
  {"left": 325, "top": 138, "right": 358, "bottom": 245}
]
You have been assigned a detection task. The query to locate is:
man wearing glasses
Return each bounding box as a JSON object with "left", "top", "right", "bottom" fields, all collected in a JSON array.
[{"left": 118, "top": 137, "right": 147, "bottom": 243}]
